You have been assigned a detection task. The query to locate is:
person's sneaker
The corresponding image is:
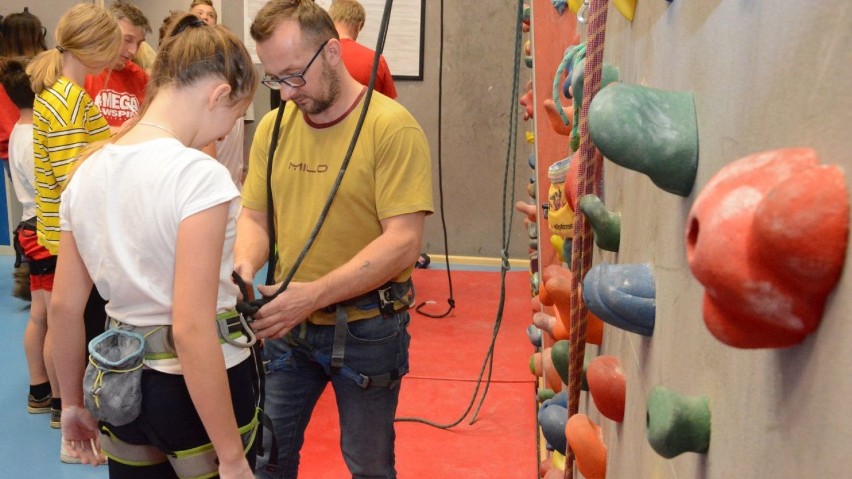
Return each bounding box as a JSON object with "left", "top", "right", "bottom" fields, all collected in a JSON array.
[
  {"left": 27, "top": 394, "right": 51, "bottom": 414},
  {"left": 13, "top": 263, "right": 31, "bottom": 301},
  {"left": 50, "top": 407, "right": 61, "bottom": 429},
  {"left": 60, "top": 437, "right": 107, "bottom": 465},
  {"left": 60, "top": 437, "right": 82, "bottom": 464}
]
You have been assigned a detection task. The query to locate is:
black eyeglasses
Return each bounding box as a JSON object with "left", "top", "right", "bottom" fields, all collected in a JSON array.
[{"left": 261, "top": 40, "right": 329, "bottom": 90}]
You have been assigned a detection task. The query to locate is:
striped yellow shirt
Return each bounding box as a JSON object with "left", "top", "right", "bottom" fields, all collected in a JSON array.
[{"left": 32, "top": 77, "right": 110, "bottom": 255}]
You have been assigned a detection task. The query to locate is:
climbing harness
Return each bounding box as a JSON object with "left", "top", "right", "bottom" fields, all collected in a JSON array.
[
  {"left": 99, "top": 409, "right": 260, "bottom": 478},
  {"left": 104, "top": 312, "right": 256, "bottom": 362},
  {"left": 83, "top": 313, "right": 260, "bottom": 476},
  {"left": 236, "top": 274, "right": 414, "bottom": 390},
  {"left": 85, "top": 313, "right": 256, "bottom": 420}
]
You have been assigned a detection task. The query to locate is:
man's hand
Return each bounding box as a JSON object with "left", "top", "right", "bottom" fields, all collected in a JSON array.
[{"left": 249, "top": 282, "right": 319, "bottom": 339}]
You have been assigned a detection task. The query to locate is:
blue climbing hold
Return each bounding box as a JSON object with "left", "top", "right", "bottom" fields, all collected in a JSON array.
[{"left": 582, "top": 263, "right": 655, "bottom": 336}]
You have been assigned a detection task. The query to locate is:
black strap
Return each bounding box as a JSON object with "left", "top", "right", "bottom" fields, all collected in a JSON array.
[
  {"left": 259, "top": 412, "right": 279, "bottom": 473},
  {"left": 12, "top": 217, "right": 37, "bottom": 268},
  {"left": 29, "top": 256, "right": 57, "bottom": 275},
  {"left": 264, "top": 103, "right": 286, "bottom": 287},
  {"left": 331, "top": 305, "right": 348, "bottom": 371}
]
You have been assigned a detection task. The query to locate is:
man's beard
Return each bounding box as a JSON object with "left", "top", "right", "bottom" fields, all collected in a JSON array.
[{"left": 300, "top": 62, "right": 340, "bottom": 115}]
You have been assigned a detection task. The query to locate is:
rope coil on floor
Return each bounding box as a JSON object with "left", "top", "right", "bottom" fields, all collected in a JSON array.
[{"left": 566, "top": 0, "right": 609, "bottom": 478}]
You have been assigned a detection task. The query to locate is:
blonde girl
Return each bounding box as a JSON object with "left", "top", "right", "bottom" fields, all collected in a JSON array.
[{"left": 25, "top": 3, "right": 121, "bottom": 463}]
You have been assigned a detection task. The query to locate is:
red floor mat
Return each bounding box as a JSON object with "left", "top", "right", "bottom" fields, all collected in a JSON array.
[{"left": 298, "top": 268, "right": 539, "bottom": 478}]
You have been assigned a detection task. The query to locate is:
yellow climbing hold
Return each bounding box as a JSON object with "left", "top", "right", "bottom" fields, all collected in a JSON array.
[
  {"left": 614, "top": 0, "right": 637, "bottom": 22},
  {"left": 551, "top": 235, "right": 564, "bottom": 263},
  {"left": 552, "top": 450, "right": 566, "bottom": 471},
  {"left": 568, "top": 0, "right": 584, "bottom": 14},
  {"left": 526, "top": 131, "right": 535, "bottom": 144}
]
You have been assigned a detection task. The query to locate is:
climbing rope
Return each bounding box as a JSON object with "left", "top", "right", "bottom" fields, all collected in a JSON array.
[
  {"left": 566, "top": 0, "right": 609, "bottom": 478},
  {"left": 394, "top": 0, "right": 524, "bottom": 429},
  {"left": 413, "top": 0, "right": 455, "bottom": 320}
]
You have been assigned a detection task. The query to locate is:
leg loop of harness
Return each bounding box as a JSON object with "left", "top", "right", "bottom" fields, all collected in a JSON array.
[
  {"left": 101, "top": 409, "right": 260, "bottom": 479},
  {"left": 100, "top": 425, "right": 168, "bottom": 467},
  {"left": 168, "top": 410, "right": 259, "bottom": 479}
]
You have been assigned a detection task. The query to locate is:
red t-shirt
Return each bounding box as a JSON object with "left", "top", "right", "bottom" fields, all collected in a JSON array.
[
  {"left": 0, "top": 85, "right": 21, "bottom": 160},
  {"left": 84, "top": 61, "right": 149, "bottom": 127},
  {"left": 339, "top": 38, "right": 398, "bottom": 99}
]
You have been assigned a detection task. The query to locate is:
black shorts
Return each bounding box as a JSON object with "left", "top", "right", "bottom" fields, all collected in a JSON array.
[{"left": 105, "top": 357, "right": 257, "bottom": 478}]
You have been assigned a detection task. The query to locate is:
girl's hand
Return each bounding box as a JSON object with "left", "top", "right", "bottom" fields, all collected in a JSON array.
[
  {"left": 218, "top": 457, "right": 254, "bottom": 478},
  {"left": 61, "top": 405, "right": 104, "bottom": 466}
]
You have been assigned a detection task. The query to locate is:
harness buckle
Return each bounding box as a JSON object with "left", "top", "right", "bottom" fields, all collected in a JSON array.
[
  {"left": 218, "top": 313, "right": 257, "bottom": 348},
  {"left": 377, "top": 285, "right": 396, "bottom": 316}
]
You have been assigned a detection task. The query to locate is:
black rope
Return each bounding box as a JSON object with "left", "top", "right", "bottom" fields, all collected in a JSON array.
[
  {"left": 395, "top": 0, "right": 524, "bottom": 429},
  {"left": 413, "top": 0, "right": 455, "bottom": 320}
]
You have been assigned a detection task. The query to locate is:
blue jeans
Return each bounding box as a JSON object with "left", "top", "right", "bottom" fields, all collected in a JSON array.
[{"left": 256, "top": 312, "right": 411, "bottom": 479}]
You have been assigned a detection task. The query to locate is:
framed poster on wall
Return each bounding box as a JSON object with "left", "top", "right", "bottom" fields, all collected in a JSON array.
[
  {"left": 245, "top": 0, "right": 425, "bottom": 81},
  {"left": 352, "top": 0, "right": 424, "bottom": 80}
]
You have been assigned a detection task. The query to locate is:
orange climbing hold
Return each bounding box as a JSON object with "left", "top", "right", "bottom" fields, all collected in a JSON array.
[
  {"left": 566, "top": 414, "right": 607, "bottom": 479},
  {"left": 543, "top": 98, "right": 573, "bottom": 136}
]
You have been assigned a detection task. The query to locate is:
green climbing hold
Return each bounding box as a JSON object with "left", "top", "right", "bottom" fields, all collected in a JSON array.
[
  {"left": 589, "top": 83, "right": 699, "bottom": 197},
  {"left": 646, "top": 385, "right": 711, "bottom": 458},
  {"left": 579, "top": 194, "right": 621, "bottom": 252},
  {"left": 551, "top": 340, "right": 570, "bottom": 384}
]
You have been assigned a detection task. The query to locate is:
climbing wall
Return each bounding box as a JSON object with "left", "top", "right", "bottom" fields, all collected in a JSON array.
[{"left": 527, "top": 1, "right": 852, "bottom": 478}]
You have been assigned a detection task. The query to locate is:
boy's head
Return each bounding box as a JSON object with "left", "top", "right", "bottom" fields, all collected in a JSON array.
[
  {"left": 189, "top": 0, "right": 217, "bottom": 26},
  {"left": 329, "top": 0, "right": 366, "bottom": 34},
  {"left": 110, "top": 2, "right": 151, "bottom": 70},
  {"left": 0, "top": 57, "right": 35, "bottom": 110}
]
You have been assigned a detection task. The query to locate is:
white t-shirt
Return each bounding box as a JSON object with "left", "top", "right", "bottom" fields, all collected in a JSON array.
[
  {"left": 60, "top": 138, "right": 248, "bottom": 373},
  {"left": 9, "top": 122, "right": 36, "bottom": 221}
]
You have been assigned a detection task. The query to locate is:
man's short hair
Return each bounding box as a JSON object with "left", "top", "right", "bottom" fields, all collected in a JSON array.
[
  {"left": 250, "top": 0, "right": 338, "bottom": 47},
  {"left": 111, "top": 1, "right": 152, "bottom": 34},
  {"left": 328, "top": 0, "right": 366, "bottom": 28}
]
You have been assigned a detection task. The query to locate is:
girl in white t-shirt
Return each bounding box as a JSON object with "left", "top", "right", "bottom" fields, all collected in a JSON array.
[{"left": 48, "top": 13, "right": 258, "bottom": 478}]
